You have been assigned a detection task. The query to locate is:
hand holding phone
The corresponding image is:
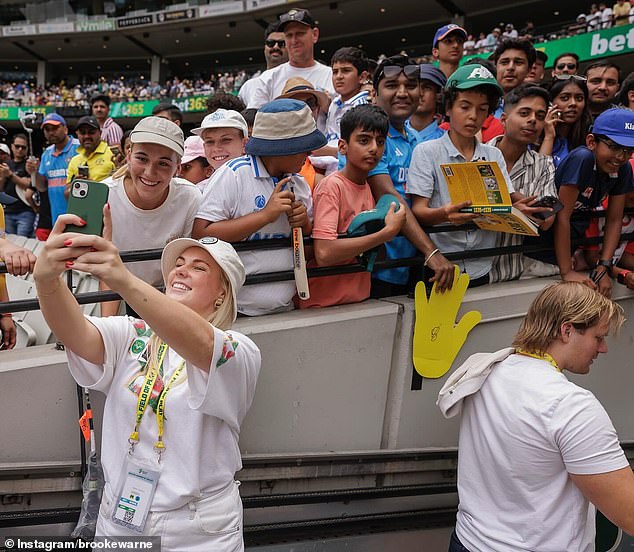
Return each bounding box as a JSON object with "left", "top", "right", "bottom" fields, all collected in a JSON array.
[
  {"left": 66, "top": 179, "right": 109, "bottom": 235},
  {"left": 530, "top": 195, "right": 564, "bottom": 220}
]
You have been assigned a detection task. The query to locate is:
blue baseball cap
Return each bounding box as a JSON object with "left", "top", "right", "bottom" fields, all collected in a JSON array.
[
  {"left": 41, "top": 113, "right": 66, "bottom": 128},
  {"left": 245, "top": 99, "right": 326, "bottom": 157},
  {"left": 592, "top": 108, "right": 634, "bottom": 148},
  {"left": 433, "top": 24, "right": 467, "bottom": 48},
  {"left": 419, "top": 64, "right": 447, "bottom": 89}
]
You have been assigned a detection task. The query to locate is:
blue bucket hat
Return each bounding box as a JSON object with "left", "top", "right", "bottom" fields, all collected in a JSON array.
[
  {"left": 245, "top": 99, "right": 327, "bottom": 157},
  {"left": 592, "top": 108, "right": 634, "bottom": 148}
]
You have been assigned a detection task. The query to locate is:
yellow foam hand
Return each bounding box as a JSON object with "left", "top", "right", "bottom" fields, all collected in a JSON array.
[{"left": 413, "top": 266, "right": 482, "bottom": 379}]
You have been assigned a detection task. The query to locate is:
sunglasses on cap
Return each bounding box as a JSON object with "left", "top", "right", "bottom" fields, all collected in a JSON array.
[
  {"left": 379, "top": 64, "right": 420, "bottom": 80},
  {"left": 265, "top": 39, "right": 285, "bottom": 48},
  {"left": 280, "top": 8, "right": 310, "bottom": 24},
  {"left": 554, "top": 74, "right": 587, "bottom": 82},
  {"left": 556, "top": 62, "right": 577, "bottom": 71}
]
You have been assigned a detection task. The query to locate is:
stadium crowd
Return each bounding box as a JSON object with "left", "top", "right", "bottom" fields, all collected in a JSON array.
[
  {"left": 0, "top": 5, "right": 628, "bottom": 107},
  {"left": 2, "top": 5, "right": 634, "bottom": 552}
]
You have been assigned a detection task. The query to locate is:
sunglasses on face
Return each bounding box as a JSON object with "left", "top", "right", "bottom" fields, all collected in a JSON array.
[
  {"left": 596, "top": 136, "right": 634, "bottom": 157},
  {"left": 556, "top": 63, "right": 577, "bottom": 71},
  {"left": 380, "top": 64, "right": 420, "bottom": 80},
  {"left": 554, "top": 74, "right": 587, "bottom": 82},
  {"left": 12, "top": 144, "right": 27, "bottom": 150},
  {"left": 265, "top": 39, "right": 285, "bottom": 48}
]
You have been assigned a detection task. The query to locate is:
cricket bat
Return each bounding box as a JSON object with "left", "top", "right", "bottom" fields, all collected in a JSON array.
[{"left": 290, "top": 182, "right": 310, "bottom": 300}]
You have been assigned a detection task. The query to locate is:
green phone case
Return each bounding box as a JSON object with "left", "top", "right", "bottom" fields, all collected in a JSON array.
[{"left": 66, "top": 179, "right": 110, "bottom": 236}]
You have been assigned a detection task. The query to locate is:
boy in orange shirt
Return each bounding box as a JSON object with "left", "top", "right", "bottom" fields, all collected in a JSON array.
[{"left": 299, "top": 104, "right": 405, "bottom": 308}]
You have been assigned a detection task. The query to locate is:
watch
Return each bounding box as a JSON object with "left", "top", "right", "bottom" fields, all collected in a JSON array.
[
  {"left": 596, "top": 259, "right": 614, "bottom": 269},
  {"left": 617, "top": 270, "right": 632, "bottom": 285}
]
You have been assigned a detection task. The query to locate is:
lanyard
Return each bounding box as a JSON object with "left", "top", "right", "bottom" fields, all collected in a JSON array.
[
  {"left": 515, "top": 348, "right": 561, "bottom": 372},
  {"left": 128, "top": 342, "right": 185, "bottom": 460}
]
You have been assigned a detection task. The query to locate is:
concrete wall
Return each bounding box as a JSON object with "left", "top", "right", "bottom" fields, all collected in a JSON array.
[{"left": 2, "top": 276, "right": 634, "bottom": 468}]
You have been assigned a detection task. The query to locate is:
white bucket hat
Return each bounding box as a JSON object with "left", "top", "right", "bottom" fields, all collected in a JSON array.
[{"left": 161, "top": 237, "right": 245, "bottom": 323}]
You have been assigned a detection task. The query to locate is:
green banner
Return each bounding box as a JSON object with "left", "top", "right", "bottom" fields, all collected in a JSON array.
[
  {"left": 463, "top": 22, "right": 634, "bottom": 68},
  {"left": 98, "top": 95, "right": 209, "bottom": 118},
  {"left": 0, "top": 95, "right": 209, "bottom": 121},
  {"left": 0, "top": 105, "right": 53, "bottom": 122}
]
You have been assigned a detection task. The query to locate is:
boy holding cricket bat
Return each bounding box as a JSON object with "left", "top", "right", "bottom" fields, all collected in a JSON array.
[
  {"left": 193, "top": 99, "right": 324, "bottom": 316},
  {"left": 298, "top": 104, "right": 405, "bottom": 308}
]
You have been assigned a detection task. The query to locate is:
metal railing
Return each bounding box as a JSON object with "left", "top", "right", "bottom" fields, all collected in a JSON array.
[{"left": 1, "top": 209, "right": 631, "bottom": 315}]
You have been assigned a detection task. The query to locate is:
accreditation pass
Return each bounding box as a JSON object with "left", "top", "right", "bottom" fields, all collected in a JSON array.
[{"left": 112, "top": 462, "right": 159, "bottom": 532}]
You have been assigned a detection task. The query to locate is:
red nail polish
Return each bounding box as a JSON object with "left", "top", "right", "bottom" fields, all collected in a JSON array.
[
  {"left": 64, "top": 240, "right": 72, "bottom": 246},
  {"left": 65, "top": 261, "right": 74, "bottom": 268},
  {"left": 79, "top": 218, "right": 87, "bottom": 225}
]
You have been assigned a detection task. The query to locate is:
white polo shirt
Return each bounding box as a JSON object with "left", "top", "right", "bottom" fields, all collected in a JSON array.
[{"left": 196, "top": 155, "right": 313, "bottom": 316}]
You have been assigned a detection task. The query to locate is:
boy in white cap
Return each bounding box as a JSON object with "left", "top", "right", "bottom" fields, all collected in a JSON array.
[
  {"left": 191, "top": 109, "right": 248, "bottom": 174},
  {"left": 193, "top": 98, "right": 325, "bottom": 316},
  {"left": 179, "top": 136, "right": 212, "bottom": 187},
  {"left": 100, "top": 116, "right": 201, "bottom": 317}
]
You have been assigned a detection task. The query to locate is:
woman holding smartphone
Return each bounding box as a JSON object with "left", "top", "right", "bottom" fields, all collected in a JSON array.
[
  {"left": 540, "top": 76, "right": 592, "bottom": 167},
  {"left": 100, "top": 117, "right": 201, "bottom": 317},
  {"left": 33, "top": 209, "right": 260, "bottom": 551}
]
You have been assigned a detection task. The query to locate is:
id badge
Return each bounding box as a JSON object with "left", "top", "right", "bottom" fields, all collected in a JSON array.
[{"left": 111, "top": 458, "right": 160, "bottom": 533}]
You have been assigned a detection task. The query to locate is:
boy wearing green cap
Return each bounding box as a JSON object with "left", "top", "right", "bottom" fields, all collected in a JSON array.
[{"left": 408, "top": 64, "right": 540, "bottom": 285}]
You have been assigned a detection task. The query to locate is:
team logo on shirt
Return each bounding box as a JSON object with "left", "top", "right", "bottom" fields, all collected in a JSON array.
[{"left": 255, "top": 195, "right": 266, "bottom": 210}]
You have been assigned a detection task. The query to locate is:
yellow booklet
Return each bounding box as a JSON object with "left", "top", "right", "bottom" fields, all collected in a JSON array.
[{"left": 440, "top": 161, "right": 539, "bottom": 236}]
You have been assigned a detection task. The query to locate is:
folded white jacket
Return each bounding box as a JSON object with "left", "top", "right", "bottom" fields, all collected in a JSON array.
[{"left": 436, "top": 347, "right": 515, "bottom": 419}]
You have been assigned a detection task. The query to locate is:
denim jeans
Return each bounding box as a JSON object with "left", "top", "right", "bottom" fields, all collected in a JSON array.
[
  {"left": 5, "top": 210, "right": 35, "bottom": 238},
  {"left": 448, "top": 530, "right": 471, "bottom": 552}
]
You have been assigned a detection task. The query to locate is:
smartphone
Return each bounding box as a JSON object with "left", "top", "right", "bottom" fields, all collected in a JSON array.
[
  {"left": 66, "top": 179, "right": 109, "bottom": 235},
  {"left": 78, "top": 165, "right": 89, "bottom": 179},
  {"left": 110, "top": 146, "right": 121, "bottom": 158},
  {"left": 531, "top": 195, "right": 564, "bottom": 220}
]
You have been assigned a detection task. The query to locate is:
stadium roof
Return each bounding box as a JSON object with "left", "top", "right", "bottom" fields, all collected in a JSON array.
[{"left": 0, "top": 0, "right": 582, "bottom": 78}]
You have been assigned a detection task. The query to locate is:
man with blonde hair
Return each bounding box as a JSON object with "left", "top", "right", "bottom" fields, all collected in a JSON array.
[{"left": 438, "top": 282, "right": 632, "bottom": 552}]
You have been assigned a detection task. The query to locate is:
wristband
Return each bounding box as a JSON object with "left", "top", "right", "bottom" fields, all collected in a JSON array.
[
  {"left": 596, "top": 259, "right": 613, "bottom": 269},
  {"left": 0, "top": 312, "right": 12, "bottom": 318},
  {"left": 424, "top": 248, "right": 440, "bottom": 267},
  {"left": 617, "top": 270, "right": 632, "bottom": 285}
]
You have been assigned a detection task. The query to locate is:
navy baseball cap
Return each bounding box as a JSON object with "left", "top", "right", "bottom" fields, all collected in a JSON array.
[
  {"left": 420, "top": 64, "right": 447, "bottom": 89},
  {"left": 592, "top": 108, "right": 634, "bottom": 148},
  {"left": 433, "top": 24, "right": 467, "bottom": 48},
  {"left": 41, "top": 113, "right": 66, "bottom": 127}
]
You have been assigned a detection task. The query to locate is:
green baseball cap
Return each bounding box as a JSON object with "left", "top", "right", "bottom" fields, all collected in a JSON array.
[{"left": 445, "top": 64, "right": 503, "bottom": 95}]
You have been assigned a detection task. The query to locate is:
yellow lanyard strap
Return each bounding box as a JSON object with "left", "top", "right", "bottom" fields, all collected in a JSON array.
[
  {"left": 515, "top": 348, "right": 561, "bottom": 372},
  {"left": 154, "top": 361, "right": 185, "bottom": 454}
]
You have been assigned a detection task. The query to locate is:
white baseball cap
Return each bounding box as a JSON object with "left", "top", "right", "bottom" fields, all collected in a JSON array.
[
  {"left": 191, "top": 109, "right": 248, "bottom": 138},
  {"left": 0, "top": 144, "right": 10, "bottom": 155},
  {"left": 161, "top": 237, "right": 245, "bottom": 323},
  {"left": 130, "top": 116, "right": 184, "bottom": 157}
]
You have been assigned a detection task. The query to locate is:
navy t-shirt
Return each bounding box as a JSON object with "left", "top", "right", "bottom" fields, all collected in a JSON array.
[
  {"left": 525, "top": 146, "right": 633, "bottom": 263},
  {"left": 555, "top": 146, "right": 633, "bottom": 235}
]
